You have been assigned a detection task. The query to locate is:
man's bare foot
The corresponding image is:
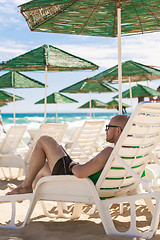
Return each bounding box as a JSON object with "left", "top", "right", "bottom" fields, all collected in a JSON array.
[{"left": 6, "top": 183, "right": 33, "bottom": 195}]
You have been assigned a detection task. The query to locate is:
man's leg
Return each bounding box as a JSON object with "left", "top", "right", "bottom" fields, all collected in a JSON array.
[{"left": 7, "top": 136, "right": 66, "bottom": 195}]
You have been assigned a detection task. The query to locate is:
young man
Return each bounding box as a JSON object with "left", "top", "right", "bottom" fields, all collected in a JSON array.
[{"left": 7, "top": 114, "right": 129, "bottom": 195}]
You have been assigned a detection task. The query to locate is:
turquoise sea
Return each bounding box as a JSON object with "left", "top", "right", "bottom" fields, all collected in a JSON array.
[
  {"left": 1, "top": 112, "right": 115, "bottom": 126},
  {"left": 1, "top": 111, "right": 128, "bottom": 143}
]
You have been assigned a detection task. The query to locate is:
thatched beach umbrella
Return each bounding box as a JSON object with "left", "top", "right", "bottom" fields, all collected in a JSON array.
[
  {"left": 60, "top": 79, "right": 118, "bottom": 117},
  {"left": 0, "top": 102, "right": 7, "bottom": 107},
  {"left": 79, "top": 99, "right": 108, "bottom": 109},
  {"left": 0, "top": 44, "right": 98, "bottom": 122},
  {"left": 113, "top": 84, "right": 160, "bottom": 103},
  {"left": 105, "top": 99, "right": 130, "bottom": 114},
  {"left": 79, "top": 99, "right": 108, "bottom": 118},
  {"left": 19, "top": 0, "right": 160, "bottom": 114},
  {"left": 0, "top": 90, "right": 24, "bottom": 119},
  {"left": 83, "top": 60, "right": 160, "bottom": 111},
  {"left": 35, "top": 92, "right": 78, "bottom": 122},
  {"left": 0, "top": 90, "right": 24, "bottom": 103},
  {"left": 0, "top": 71, "right": 45, "bottom": 124},
  {"left": 87, "top": 60, "right": 160, "bottom": 84}
]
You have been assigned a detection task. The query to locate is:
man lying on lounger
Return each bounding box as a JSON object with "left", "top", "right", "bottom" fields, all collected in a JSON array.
[{"left": 7, "top": 114, "right": 129, "bottom": 195}]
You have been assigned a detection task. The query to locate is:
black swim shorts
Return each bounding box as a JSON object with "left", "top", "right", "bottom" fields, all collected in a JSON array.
[{"left": 52, "top": 155, "right": 73, "bottom": 175}]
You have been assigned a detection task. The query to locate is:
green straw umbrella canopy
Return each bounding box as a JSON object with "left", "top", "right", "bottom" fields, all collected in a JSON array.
[
  {"left": 60, "top": 79, "right": 118, "bottom": 93},
  {"left": 35, "top": 92, "right": 78, "bottom": 122},
  {"left": 79, "top": 99, "right": 130, "bottom": 115},
  {"left": 113, "top": 84, "right": 160, "bottom": 103},
  {"left": 79, "top": 99, "right": 108, "bottom": 109},
  {"left": 0, "top": 102, "right": 7, "bottom": 107},
  {"left": 19, "top": 0, "right": 160, "bottom": 114},
  {"left": 81, "top": 60, "right": 160, "bottom": 111},
  {"left": 60, "top": 79, "right": 118, "bottom": 118},
  {"left": 79, "top": 99, "right": 109, "bottom": 118},
  {"left": 0, "top": 71, "right": 45, "bottom": 124},
  {"left": 0, "top": 90, "right": 24, "bottom": 103},
  {"left": 105, "top": 99, "right": 130, "bottom": 114},
  {"left": 0, "top": 44, "right": 98, "bottom": 122},
  {"left": 88, "top": 60, "right": 160, "bottom": 84},
  {"left": 0, "top": 90, "right": 24, "bottom": 118}
]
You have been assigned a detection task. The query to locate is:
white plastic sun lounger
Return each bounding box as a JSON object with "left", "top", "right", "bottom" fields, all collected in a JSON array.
[
  {"left": 0, "top": 123, "right": 68, "bottom": 177},
  {"left": 0, "top": 125, "right": 27, "bottom": 178},
  {"left": 68, "top": 120, "right": 105, "bottom": 163},
  {"left": 0, "top": 102, "right": 160, "bottom": 239},
  {"left": 23, "top": 122, "right": 68, "bottom": 174}
]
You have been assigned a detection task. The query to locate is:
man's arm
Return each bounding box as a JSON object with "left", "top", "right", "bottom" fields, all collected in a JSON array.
[{"left": 71, "top": 147, "right": 113, "bottom": 178}]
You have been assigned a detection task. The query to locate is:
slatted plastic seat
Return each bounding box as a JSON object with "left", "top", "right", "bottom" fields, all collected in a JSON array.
[
  {"left": 68, "top": 120, "right": 105, "bottom": 163},
  {"left": 0, "top": 125, "right": 27, "bottom": 178},
  {"left": 23, "top": 123, "right": 68, "bottom": 173}
]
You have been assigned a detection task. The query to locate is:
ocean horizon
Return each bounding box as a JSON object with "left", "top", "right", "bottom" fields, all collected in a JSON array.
[
  {"left": 0, "top": 111, "right": 131, "bottom": 144},
  {"left": 1, "top": 111, "right": 120, "bottom": 125}
]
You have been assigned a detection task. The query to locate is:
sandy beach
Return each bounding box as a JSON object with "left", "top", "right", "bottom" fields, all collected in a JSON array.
[{"left": 0, "top": 168, "right": 159, "bottom": 240}]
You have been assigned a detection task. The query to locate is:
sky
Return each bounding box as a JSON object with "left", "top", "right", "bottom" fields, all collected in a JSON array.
[{"left": 0, "top": 0, "right": 160, "bottom": 113}]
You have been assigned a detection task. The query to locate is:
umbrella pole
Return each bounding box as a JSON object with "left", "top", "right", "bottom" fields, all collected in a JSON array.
[
  {"left": 44, "top": 65, "right": 47, "bottom": 123},
  {"left": 56, "top": 103, "right": 58, "bottom": 123},
  {"left": 129, "top": 77, "right": 133, "bottom": 112},
  {"left": 117, "top": 5, "right": 122, "bottom": 115},
  {"left": 89, "top": 91, "right": 92, "bottom": 118},
  {"left": 13, "top": 88, "right": 16, "bottom": 125}
]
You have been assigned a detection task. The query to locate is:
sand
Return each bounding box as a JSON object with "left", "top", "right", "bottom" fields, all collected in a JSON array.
[{"left": 0, "top": 169, "right": 159, "bottom": 240}]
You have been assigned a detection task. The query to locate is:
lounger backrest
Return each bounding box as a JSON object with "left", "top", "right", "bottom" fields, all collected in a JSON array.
[
  {"left": 69, "top": 120, "right": 105, "bottom": 162},
  {"left": 0, "top": 125, "right": 27, "bottom": 154},
  {"left": 34, "top": 123, "right": 68, "bottom": 143},
  {"left": 24, "top": 123, "right": 68, "bottom": 165},
  {"left": 96, "top": 102, "right": 160, "bottom": 199}
]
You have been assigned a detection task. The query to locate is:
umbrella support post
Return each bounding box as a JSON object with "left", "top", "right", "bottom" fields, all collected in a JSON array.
[
  {"left": 44, "top": 65, "right": 47, "bottom": 123},
  {"left": 117, "top": 6, "right": 122, "bottom": 115},
  {"left": 13, "top": 88, "right": 16, "bottom": 125},
  {"left": 89, "top": 91, "right": 92, "bottom": 118},
  {"left": 56, "top": 103, "right": 58, "bottom": 123},
  {"left": 129, "top": 77, "right": 133, "bottom": 113}
]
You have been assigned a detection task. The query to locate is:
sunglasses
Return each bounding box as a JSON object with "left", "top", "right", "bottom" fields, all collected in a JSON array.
[{"left": 106, "top": 125, "right": 122, "bottom": 130}]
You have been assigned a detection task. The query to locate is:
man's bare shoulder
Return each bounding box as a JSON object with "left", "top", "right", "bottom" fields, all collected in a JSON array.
[
  {"left": 102, "top": 146, "right": 113, "bottom": 154},
  {"left": 93, "top": 146, "right": 113, "bottom": 162}
]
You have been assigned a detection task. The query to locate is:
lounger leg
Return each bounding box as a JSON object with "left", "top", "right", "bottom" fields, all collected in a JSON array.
[
  {"left": 144, "top": 198, "right": 155, "bottom": 215},
  {"left": 9, "top": 168, "right": 13, "bottom": 179},
  {"left": 86, "top": 204, "right": 96, "bottom": 215},
  {"left": 98, "top": 192, "right": 160, "bottom": 239},
  {"left": 40, "top": 201, "right": 69, "bottom": 219},
  {"left": 0, "top": 167, "right": 7, "bottom": 178},
  {"left": 70, "top": 203, "right": 84, "bottom": 219}
]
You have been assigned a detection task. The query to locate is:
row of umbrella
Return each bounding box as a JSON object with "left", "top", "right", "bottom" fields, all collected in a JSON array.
[
  {"left": 18, "top": 0, "right": 160, "bottom": 114},
  {"left": 0, "top": 60, "right": 160, "bottom": 123},
  {"left": 59, "top": 60, "right": 160, "bottom": 113},
  {"left": 77, "top": 83, "right": 160, "bottom": 112},
  {"left": 79, "top": 99, "right": 130, "bottom": 114},
  {"left": 0, "top": 1, "right": 157, "bottom": 118},
  {"left": 35, "top": 82, "right": 160, "bottom": 121}
]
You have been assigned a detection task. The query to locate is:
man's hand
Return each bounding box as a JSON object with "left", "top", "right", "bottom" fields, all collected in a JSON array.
[{"left": 69, "top": 161, "right": 79, "bottom": 173}]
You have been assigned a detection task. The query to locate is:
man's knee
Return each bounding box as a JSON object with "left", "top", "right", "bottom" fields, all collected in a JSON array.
[{"left": 37, "top": 135, "right": 57, "bottom": 147}]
